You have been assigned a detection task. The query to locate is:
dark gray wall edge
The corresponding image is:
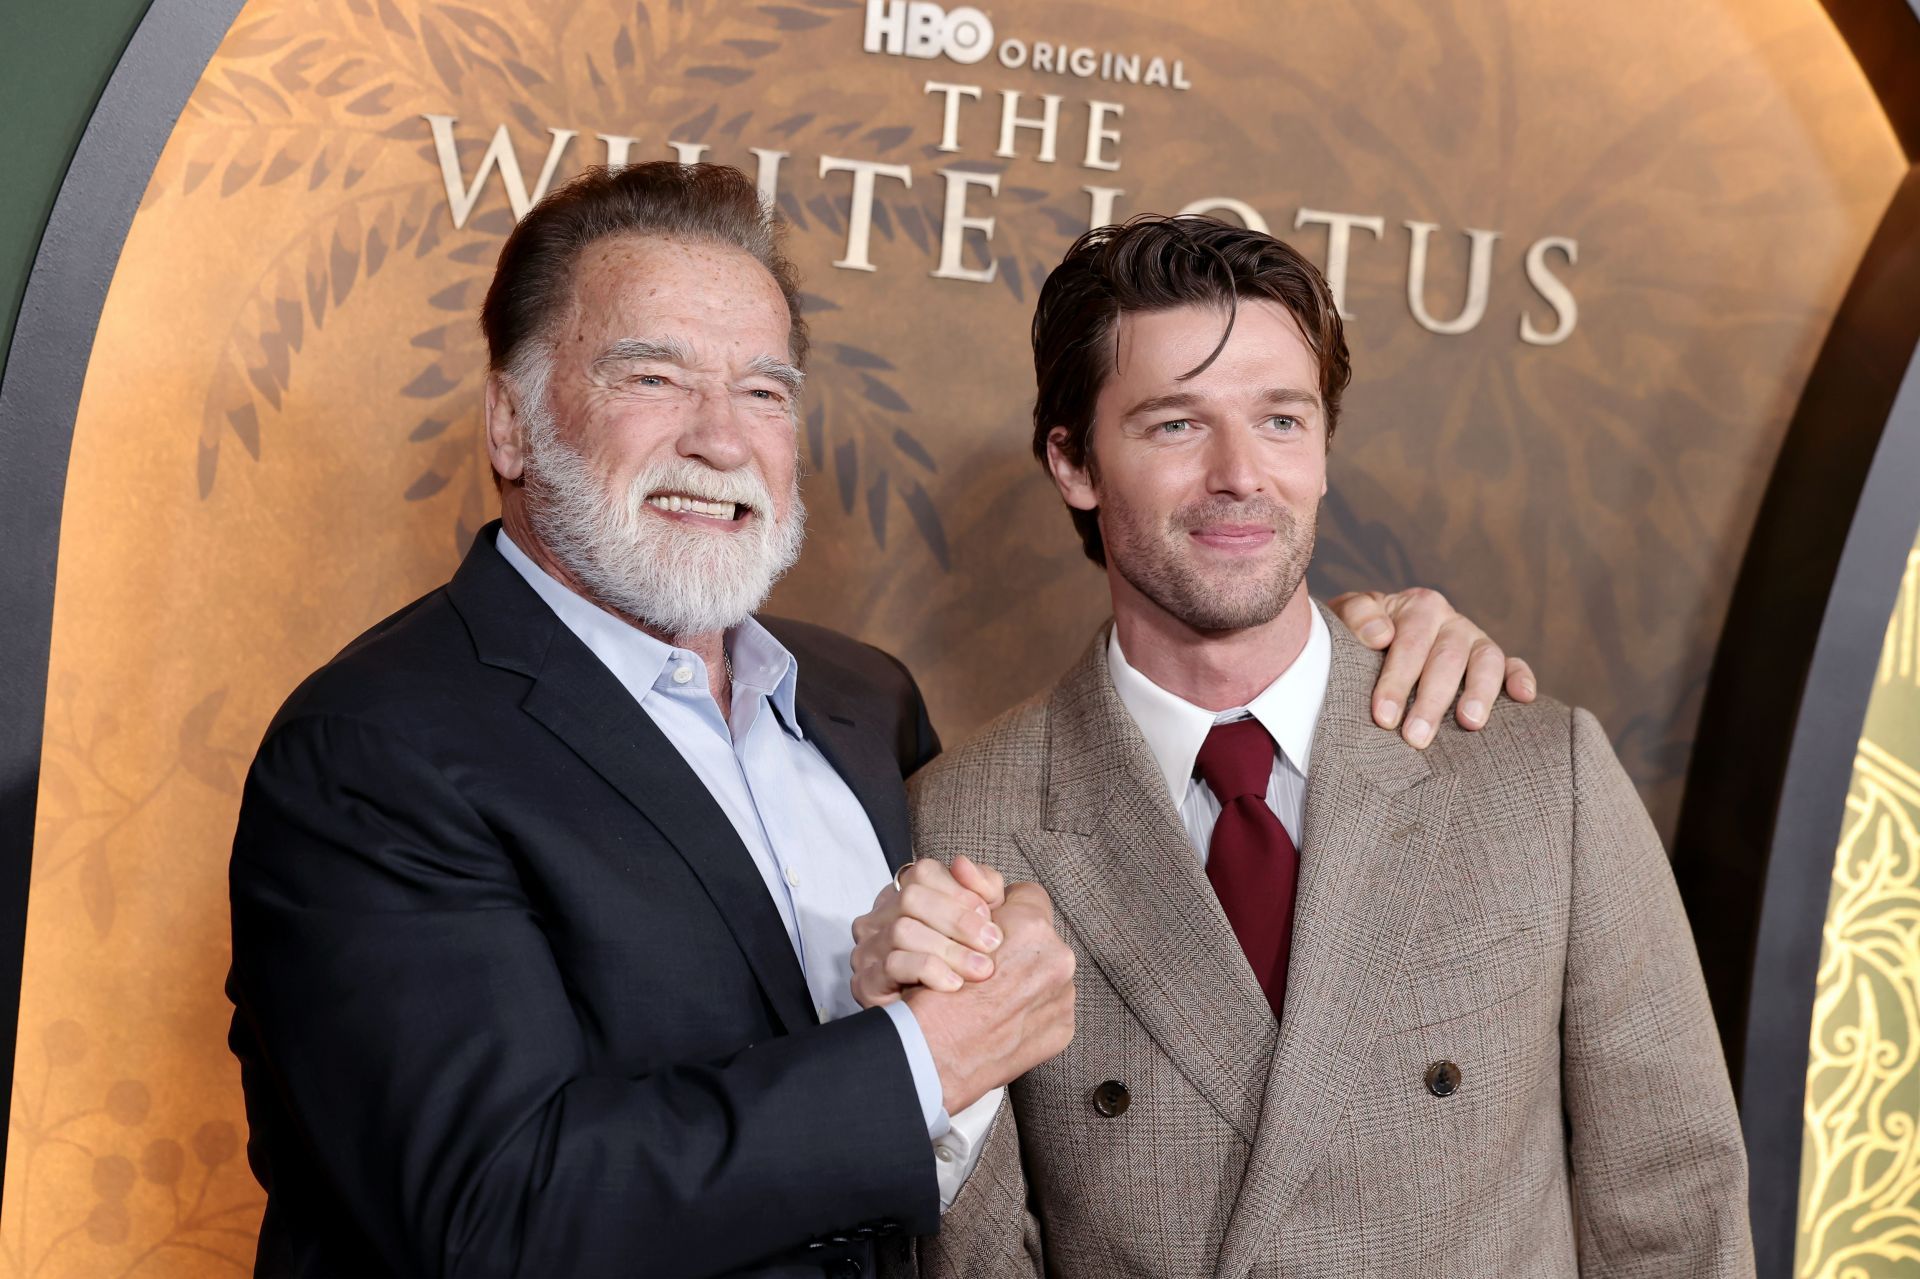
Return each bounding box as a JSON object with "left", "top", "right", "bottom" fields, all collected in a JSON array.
[
  {"left": 1674, "top": 162, "right": 1920, "bottom": 1279},
  {"left": 1821, "top": 0, "right": 1920, "bottom": 159},
  {"left": 1749, "top": 335, "right": 1920, "bottom": 1267},
  {"left": 1680, "top": 4, "right": 1920, "bottom": 1269},
  {"left": 0, "top": 0, "right": 245, "bottom": 1196}
]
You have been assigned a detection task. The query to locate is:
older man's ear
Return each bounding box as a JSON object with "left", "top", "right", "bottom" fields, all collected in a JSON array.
[
  {"left": 484, "top": 372, "right": 527, "bottom": 483},
  {"left": 1327, "top": 588, "right": 1539, "bottom": 748}
]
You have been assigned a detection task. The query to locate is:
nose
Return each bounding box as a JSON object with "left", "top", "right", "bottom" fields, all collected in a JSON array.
[
  {"left": 1203, "top": 422, "right": 1265, "bottom": 499},
  {"left": 675, "top": 384, "right": 754, "bottom": 472}
]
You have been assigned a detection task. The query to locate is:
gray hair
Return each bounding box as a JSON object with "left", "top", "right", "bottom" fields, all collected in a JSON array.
[{"left": 480, "top": 162, "right": 808, "bottom": 378}]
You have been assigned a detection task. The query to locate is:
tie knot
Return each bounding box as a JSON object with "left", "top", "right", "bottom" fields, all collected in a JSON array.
[{"left": 1193, "top": 717, "right": 1277, "bottom": 803}]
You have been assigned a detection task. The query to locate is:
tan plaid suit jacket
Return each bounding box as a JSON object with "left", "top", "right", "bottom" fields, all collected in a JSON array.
[{"left": 909, "top": 606, "right": 1752, "bottom": 1278}]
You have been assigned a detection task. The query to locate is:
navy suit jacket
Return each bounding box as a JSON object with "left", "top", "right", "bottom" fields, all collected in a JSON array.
[{"left": 227, "top": 525, "right": 943, "bottom": 1277}]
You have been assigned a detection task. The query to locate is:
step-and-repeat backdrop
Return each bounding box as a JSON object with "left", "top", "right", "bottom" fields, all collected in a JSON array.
[{"left": 4, "top": 0, "right": 1908, "bottom": 1272}]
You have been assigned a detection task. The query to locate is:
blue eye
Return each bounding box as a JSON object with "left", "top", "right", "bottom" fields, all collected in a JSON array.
[
  {"left": 1158, "top": 419, "right": 1193, "bottom": 434},
  {"left": 1267, "top": 415, "right": 1299, "bottom": 431}
]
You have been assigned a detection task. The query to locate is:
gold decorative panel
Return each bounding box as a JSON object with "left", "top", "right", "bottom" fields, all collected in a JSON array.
[{"left": 1799, "top": 536, "right": 1920, "bottom": 1276}]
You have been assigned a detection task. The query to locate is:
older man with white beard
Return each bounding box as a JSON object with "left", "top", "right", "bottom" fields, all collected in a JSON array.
[{"left": 225, "top": 162, "right": 1535, "bottom": 1279}]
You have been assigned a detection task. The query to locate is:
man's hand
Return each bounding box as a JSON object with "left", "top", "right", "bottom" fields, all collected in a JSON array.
[
  {"left": 851, "top": 857, "right": 1006, "bottom": 1006},
  {"left": 903, "top": 882, "right": 1076, "bottom": 1115},
  {"left": 1327, "top": 587, "right": 1538, "bottom": 749}
]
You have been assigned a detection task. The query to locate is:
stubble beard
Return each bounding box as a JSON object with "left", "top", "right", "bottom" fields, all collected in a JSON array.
[
  {"left": 517, "top": 388, "right": 806, "bottom": 640},
  {"left": 1100, "top": 487, "right": 1317, "bottom": 634}
]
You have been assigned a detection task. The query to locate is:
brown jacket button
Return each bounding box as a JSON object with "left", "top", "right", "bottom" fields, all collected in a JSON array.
[
  {"left": 1425, "top": 1061, "right": 1461, "bottom": 1097},
  {"left": 1092, "top": 1080, "right": 1131, "bottom": 1117}
]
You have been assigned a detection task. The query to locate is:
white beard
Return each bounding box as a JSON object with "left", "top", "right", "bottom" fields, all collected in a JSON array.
[{"left": 518, "top": 397, "right": 806, "bottom": 640}]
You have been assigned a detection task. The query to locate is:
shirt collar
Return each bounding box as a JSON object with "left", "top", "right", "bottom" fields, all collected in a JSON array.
[
  {"left": 728, "top": 613, "right": 802, "bottom": 734},
  {"left": 494, "top": 527, "right": 802, "bottom": 738},
  {"left": 1107, "top": 604, "right": 1332, "bottom": 810}
]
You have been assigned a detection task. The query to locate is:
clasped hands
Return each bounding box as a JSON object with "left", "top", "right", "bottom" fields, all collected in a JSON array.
[{"left": 851, "top": 857, "right": 1074, "bottom": 1116}]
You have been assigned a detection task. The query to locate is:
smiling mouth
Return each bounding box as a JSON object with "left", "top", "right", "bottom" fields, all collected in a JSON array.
[
  {"left": 1189, "top": 524, "right": 1275, "bottom": 546},
  {"left": 645, "top": 492, "right": 751, "bottom": 522}
]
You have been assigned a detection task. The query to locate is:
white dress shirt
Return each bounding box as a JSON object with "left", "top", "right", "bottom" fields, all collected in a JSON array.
[
  {"left": 495, "top": 530, "right": 990, "bottom": 1206},
  {"left": 1107, "top": 605, "right": 1333, "bottom": 856}
]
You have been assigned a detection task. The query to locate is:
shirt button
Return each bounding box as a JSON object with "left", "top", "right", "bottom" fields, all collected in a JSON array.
[
  {"left": 935, "top": 1145, "right": 957, "bottom": 1164},
  {"left": 670, "top": 665, "right": 693, "bottom": 685},
  {"left": 785, "top": 865, "right": 801, "bottom": 888},
  {"left": 816, "top": 1004, "right": 829, "bottom": 1024}
]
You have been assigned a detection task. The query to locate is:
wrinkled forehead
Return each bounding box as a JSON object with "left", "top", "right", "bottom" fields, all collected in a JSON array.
[
  {"left": 564, "top": 233, "right": 786, "bottom": 327},
  {"left": 503, "top": 238, "right": 778, "bottom": 385}
]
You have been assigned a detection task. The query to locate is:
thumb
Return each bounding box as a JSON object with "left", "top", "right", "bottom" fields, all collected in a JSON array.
[{"left": 951, "top": 855, "right": 1006, "bottom": 910}]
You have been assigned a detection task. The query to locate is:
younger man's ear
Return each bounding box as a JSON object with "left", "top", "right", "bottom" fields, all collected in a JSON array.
[{"left": 1045, "top": 426, "right": 1098, "bottom": 512}]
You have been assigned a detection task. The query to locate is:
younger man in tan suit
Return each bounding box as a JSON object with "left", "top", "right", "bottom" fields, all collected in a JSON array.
[{"left": 851, "top": 216, "right": 1752, "bottom": 1276}]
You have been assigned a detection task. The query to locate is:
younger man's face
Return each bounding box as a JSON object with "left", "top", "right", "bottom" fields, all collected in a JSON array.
[{"left": 1049, "top": 299, "right": 1329, "bottom": 634}]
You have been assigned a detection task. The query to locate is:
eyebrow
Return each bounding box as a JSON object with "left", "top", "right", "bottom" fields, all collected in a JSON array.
[
  {"left": 594, "top": 337, "right": 695, "bottom": 369},
  {"left": 1123, "top": 386, "right": 1320, "bottom": 420},
  {"left": 1123, "top": 390, "right": 1201, "bottom": 420},
  {"left": 592, "top": 339, "right": 805, "bottom": 396},
  {"left": 743, "top": 353, "right": 806, "bottom": 396}
]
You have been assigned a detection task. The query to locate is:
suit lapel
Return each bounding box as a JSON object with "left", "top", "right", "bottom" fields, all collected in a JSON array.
[
  {"left": 796, "top": 700, "right": 914, "bottom": 875},
  {"left": 1214, "top": 605, "right": 1458, "bottom": 1278},
  {"left": 1023, "top": 629, "right": 1277, "bottom": 1143},
  {"left": 447, "top": 528, "right": 817, "bottom": 1037}
]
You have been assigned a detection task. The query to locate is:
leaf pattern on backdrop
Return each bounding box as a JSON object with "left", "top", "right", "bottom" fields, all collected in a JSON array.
[
  {"left": 147, "top": 0, "right": 1091, "bottom": 567},
  {"left": 32, "top": 677, "right": 246, "bottom": 943},
  {"left": 3, "top": 1019, "right": 259, "bottom": 1276}
]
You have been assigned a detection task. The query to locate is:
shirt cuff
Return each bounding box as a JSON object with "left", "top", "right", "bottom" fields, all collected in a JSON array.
[
  {"left": 881, "top": 1000, "right": 951, "bottom": 1139},
  {"left": 935, "top": 1086, "right": 1003, "bottom": 1212}
]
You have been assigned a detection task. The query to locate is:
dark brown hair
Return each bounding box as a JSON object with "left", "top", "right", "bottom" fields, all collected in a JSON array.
[
  {"left": 1030, "top": 214, "right": 1351, "bottom": 566},
  {"left": 480, "top": 162, "right": 807, "bottom": 376}
]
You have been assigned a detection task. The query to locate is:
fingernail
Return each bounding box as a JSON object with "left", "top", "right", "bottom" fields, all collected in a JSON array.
[
  {"left": 1406, "top": 716, "right": 1433, "bottom": 748},
  {"left": 967, "top": 952, "right": 992, "bottom": 976},
  {"left": 1460, "top": 698, "right": 1485, "bottom": 725},
  {"left": 981, "top": 923, "right": 1003, "bottom": 949},
  {"left": 975, "top": 904, "right": 993, "bottom": 919},
  {"left": 1520, "top": 678, "right": 1537, "bottom": 699},
  {"left": 1376, "top": 699, "right": 1400, "bottom": 728},
  {"left": 1361, "top": 621, "right": 1391, "bottom": 644},
  {"left": 942, "top": 972, "right": 965, "bottom": 991}
]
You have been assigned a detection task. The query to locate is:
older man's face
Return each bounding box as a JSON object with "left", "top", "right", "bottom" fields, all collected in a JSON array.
[
  {"left": 552, "top": 233, "right": 800, "bottom": 533},
  {"left": 509, "top": 233, "right": 806, "bottom": 637}
]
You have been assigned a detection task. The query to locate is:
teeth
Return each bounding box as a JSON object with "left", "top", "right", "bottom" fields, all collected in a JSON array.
[{"left": 647, "top": 494, "right": 742, "bottom": 520}]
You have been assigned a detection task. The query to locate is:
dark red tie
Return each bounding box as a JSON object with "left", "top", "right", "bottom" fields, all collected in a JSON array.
[{"left": 1194, "top": 718, "right": 1299, "bottom": 1021}]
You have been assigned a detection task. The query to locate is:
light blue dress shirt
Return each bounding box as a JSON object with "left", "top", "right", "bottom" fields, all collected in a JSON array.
[{"left": 494, "top": 529, "right": 949, "bottom": 1138}]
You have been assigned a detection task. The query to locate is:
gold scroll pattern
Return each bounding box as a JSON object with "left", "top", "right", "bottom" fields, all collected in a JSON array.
[
  {"left": 1878, "top": 547, "right": 1920, "bottom": 691},
  {"left": 1798, "top": 536, "right": 1920, "bottom": 1277}
]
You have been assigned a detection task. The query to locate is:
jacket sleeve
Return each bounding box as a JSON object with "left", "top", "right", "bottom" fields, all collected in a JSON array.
[
  {"left": 917, "top": 1096, "right": 1044, "bottom": 1278},
  {"left": 1561, "top": 708, "right": 1755, "bottom": 1276},
  {"left": 228, "top": 712, "right": 939, "bottom": 1277}
]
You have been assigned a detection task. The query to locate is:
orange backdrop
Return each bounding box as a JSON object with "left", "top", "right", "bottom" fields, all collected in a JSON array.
[{"left": 5, "top": 0, "right": 1905, "bottom": 1272}]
